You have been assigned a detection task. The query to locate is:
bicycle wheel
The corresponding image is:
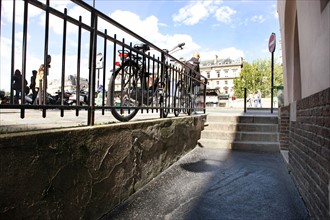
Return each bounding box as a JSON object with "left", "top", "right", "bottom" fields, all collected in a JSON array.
[
  {"left": 109, "top": 61, "right": 141, "bottom": 122},
  {"left": 186, "top": 94, "right": 192, "bottom": 115},
  {"left": 161, "top": 77, "right": 170, "bottom": 118},
  {"left": 173, "top": 81, "right": 181, "bottom": 117}
]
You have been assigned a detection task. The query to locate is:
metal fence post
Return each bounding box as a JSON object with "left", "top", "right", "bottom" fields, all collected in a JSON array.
[
  {"left": 244, "top": 88, "right": 247, "bottom": 113},
  {"left": 87, "top": 9, "right": 97, "bottom": 126}
]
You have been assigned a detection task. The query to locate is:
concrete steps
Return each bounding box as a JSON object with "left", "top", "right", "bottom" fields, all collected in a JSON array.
[{"left": 199, "top": 114, "right": 279, "bottom": 152}]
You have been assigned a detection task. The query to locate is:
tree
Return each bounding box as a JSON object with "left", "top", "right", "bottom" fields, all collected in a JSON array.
[{"left": 234, "top": 59, "right": 283, "bottom": 98}]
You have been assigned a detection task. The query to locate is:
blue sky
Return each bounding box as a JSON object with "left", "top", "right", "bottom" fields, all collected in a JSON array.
[{"left": 1, "top": 0, "right": 281, "bottom": 92}]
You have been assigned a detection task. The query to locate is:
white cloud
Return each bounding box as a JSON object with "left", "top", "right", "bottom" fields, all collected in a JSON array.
[
  {"left": 214, "top": 6, "right": 236, "bottom": 24},
  {"left": 200, "top": 47, "right": 244, "bottom": 61},
  {"left": 110, "top": 10, "right": 159, "bottom": 38},
  {"left": 251, "top": 15, "right": 266, "bottom": 23},
  {"left": 104, "top": 10, "right": 200, "bottom": 59},
  {"left": 272, "top": 4, "right": 279, "bottom": 19},
  {"left": 218, "top": 47, "right": 244, "bottom": 59},
  {"left": 172, "top": 1, "right": 217, "bottom": 25},
  {"left": 38, "top": 3, "right": 91, "bottom": 36},
  {"left": 1, "top": 0, "right": 43, "bottom": 25}
]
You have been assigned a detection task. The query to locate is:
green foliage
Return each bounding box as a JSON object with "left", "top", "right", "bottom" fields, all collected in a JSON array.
[{"left": 234, "top": 59, "right": 283, "bottom": 98}]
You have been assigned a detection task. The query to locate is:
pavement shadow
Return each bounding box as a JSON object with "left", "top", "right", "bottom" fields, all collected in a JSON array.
[{"left": 180, "top": 159, "right": 223, "bottom": 173}]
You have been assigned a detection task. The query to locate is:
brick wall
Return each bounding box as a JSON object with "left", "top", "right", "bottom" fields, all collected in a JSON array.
[
  {"left": 279, "top": 105, "right": 290, "bottom": 150},
  {"left": 288, "top": 88, "right": 330, "bottom": 219}
]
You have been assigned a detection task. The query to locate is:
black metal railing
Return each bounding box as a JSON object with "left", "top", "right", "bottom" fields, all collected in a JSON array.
[{"left": 0, "top": 0, "right": 206, "bottom": 124}]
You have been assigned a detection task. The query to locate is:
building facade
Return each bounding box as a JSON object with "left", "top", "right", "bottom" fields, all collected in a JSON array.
[
  {"left": 277, "top": 0, "right": 329, "bottom": 219},
  {"left": 200, "top": 57, "right": 243, "bottom": 104}
]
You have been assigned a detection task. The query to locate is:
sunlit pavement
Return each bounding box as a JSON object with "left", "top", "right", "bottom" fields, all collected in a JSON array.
[{"left": 0, "top": 108, "right": 167, "bottom": 133}]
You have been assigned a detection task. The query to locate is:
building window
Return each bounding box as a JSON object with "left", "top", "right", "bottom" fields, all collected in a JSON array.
[
  {"left": 217, "top": 72, "right": 220, "bottom": 77},
  {"left": 225, "top": 80, "right": 228, "bottom": 85},
  {"left": 207, "top": 73, "right": 210, "bottom": 78},
  {"left": 216, "top": 81, "right": 219, "bottom": 85}
]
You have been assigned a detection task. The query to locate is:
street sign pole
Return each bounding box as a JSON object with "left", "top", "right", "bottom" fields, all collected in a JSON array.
[
  {"left": 271, "top": 51, "right": 274, "bottom": 113},
  {"left": 268, "top": 33, "right": 276, "bottom": 114}
]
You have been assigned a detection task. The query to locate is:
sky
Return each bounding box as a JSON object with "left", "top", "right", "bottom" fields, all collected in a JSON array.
[{"left": 0, "top": 0, "right": 281, "bottom": 92}]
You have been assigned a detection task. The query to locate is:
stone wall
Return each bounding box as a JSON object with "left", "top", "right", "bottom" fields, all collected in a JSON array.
[
  {"left": 0, "top": 116, "right": 205, "bottom": 219},
  {"left": 287, "top": 88, "right": 329, "bottom": 219}
]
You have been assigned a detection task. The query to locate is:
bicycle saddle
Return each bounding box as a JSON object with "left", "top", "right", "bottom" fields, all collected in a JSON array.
[{"left": 134, "top": 44, "right": 150, "bottom": 52}]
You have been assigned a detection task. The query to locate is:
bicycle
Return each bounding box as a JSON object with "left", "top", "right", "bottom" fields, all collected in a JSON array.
[
  {"left": 109, "top": 43, "right": 185, "bottom": 122},
  {"left": 173, "top": 67, "right": 193, "bottom": 117}
]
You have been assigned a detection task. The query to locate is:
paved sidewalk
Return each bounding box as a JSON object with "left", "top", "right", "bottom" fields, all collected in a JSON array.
[
  {"left": 102, "top": 147, "right": 309, "bottom": 220},
  {"left": 0, "top": 109, "right": 162, "bottom": 133},
  {"left": 0, "top": 107, "right": 277, "bottom": 133}
]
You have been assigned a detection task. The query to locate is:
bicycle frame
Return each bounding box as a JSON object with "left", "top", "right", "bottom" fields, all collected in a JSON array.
[{"left": 118, "top": 43, "right": 183, "bottom": 103}]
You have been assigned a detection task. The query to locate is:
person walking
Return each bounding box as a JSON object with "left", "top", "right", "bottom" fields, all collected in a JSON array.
[
  {"left": 13, "top": 69, "right": 23, "bottom": 104},
  {"left": 186, "top": 52, "right": 200, "bottom": 114},
  {"left": 254, "top": 90, "right": 262, "bottom": 108},
  {"left": 34, "top": 64, "right": 45, "bottom": 104},
  {"left": 257, "top": 90, "right": 262, "bottom": 108},
  {"left": 30, "top": 70, "right": 37, "bottom": 103},
  {"left": 12, "top": 69, "right": 28, "bottom": 104},
  {"left": 247, "top": 93, "right": 253, "bottom": 107}
]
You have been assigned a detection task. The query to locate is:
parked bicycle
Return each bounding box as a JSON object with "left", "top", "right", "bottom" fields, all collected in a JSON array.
[
  {"left": 173, "top": 72, "right": 193, "bottom": 116},
  {"left": 109, "top": 43, "right": 185, "bottom": 122}
]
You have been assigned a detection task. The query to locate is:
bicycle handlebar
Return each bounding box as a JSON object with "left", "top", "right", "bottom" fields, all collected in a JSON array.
[
  {"left": 166, "top": 42, "right": 185, "bottom": 54},
  {"left": 177, "top": 42, "right": 185, "bottom": 48}
]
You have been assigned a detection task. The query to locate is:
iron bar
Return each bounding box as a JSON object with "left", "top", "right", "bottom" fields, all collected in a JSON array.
[
  {"left": 102, "top": 29, "right": 108, "bottom": 114},
  {"left": 60, "top": 8, "right": 68, "bottom": 117},
  {"left": 76, "top": 16, "right": 82, "bottom": 116},
  {"left": 20, "top": 0, "right": 29, "bottom": 118},
  {"left": 10, "top": 0, "right": 16, "bottom": 104}
]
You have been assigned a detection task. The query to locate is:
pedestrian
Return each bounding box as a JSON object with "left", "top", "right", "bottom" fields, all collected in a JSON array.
[
  {"left": 12, "top": 69, "right": 28, "bottom": 104},
  {"left": 229, "top": 88, "right": 235, "bottom": 108},
  {"left": 257, "top": 90, "right": 262, "bottom": 108},
  {"left": 34, "top": 64, "right": 45, "bottom": 104},
  {"left": 30, "top": 70, "right": 37, "bottom": 103},
  {"left": 247, "top": 93, "right": 253, "bottom": 107},
  {"left": 254, "top": 92, "right": 258, "bottom": 107},
  {"left": 186, "top": 52, "right": 200, "bottom": 114}
]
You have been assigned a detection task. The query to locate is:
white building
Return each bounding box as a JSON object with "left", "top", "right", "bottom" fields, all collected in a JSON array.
[{"left": 200, "top": 57, "right": 243, "bottom": 104}]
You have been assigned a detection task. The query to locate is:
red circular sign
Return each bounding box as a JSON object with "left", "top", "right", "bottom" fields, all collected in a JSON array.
[{"left": 268, "top": 33, "right": 276, "bottom": 53}]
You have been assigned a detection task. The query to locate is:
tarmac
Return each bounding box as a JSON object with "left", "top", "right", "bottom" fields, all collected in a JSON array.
[{"left": 0, "top": 107, "right": 310, "bottom": 219}]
